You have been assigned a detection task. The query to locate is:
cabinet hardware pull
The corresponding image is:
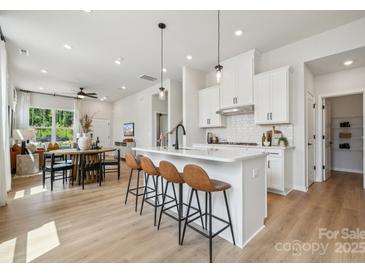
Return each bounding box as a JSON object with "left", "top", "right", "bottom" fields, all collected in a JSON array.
[
  {"left": 268, "top": 160, "right": 270, "bottom": 168},
  {"left": 270, "top": 112, "right": 272, "bottom": 120}
]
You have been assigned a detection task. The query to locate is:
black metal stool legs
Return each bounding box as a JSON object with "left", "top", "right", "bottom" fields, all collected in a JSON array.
[
  {"left": 124, "top": 169, "right": 133, "bottom": 204},
  {"left": 208, "top": 192, "right": 212, "bottom": 263},
  {"left": 181, "top": 189, "right": 235, "bottom": 263}
]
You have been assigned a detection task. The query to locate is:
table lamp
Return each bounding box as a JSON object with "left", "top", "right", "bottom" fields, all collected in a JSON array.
[{"left": 13, "top": 128, "right": 36, "bottom": 154}]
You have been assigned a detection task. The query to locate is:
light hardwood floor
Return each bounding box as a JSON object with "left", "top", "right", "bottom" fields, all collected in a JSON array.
[{"left": 1, "top": 165, "right": 365, "bottom": 263}]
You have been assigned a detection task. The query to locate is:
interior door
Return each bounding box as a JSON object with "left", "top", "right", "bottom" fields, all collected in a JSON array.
[
  {"left": 322, "top": 99, "right": 332, "bottom": 181},
  {"left": 92, "top": 119, "right": 111, "bottom": 147},
  {"left": 306, "top": 92, "right": 316, "bottom": 187}
]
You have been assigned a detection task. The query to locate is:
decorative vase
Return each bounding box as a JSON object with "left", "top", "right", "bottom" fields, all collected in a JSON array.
[{"left": 78, "top": 133, "right": 91, "bottom": 150}]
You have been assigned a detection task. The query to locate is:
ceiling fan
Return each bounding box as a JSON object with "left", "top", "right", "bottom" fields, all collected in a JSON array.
[{"left": 76, "top": 87, "right": 98, "bottom": 99}]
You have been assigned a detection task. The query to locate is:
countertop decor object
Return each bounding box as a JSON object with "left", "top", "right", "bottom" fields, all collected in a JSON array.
[{"left": 78, "top": 113, "right": 94, "bottom": 150}]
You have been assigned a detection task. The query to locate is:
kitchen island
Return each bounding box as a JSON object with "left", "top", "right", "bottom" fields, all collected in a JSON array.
[{"left": 133, "top": 146, "right": 267, "bottom": 248}]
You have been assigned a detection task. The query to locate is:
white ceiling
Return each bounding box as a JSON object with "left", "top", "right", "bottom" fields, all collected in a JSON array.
[
  {"left": 306, "top": 46, "right": 365, "bottom": 76},
  {"left": 1, "top": 10, "right": 365, "bottom": 101}
]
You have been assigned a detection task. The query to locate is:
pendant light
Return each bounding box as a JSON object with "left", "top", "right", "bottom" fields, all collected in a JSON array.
[
  {"left": 215, "top": 10, "right": 223, "bottom": 83},
  {"left": 158, "top": 23, "right": 166, "bottom": 101}
]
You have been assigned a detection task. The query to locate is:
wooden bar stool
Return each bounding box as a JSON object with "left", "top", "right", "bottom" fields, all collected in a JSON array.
[
  {"left": 124, "top": 153, "right": 145, "bottom": 211},
  {"left": 157, "top": 160, "right": 204, "bottom": 245},
  {"left": 139, "top": 156, "right": 168, "bottom": 226},
  {"left": 181, "top": 164, "right": 235, "bottom": 263}
]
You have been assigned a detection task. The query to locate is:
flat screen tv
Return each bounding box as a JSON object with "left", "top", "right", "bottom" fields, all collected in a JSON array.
[{"left": 123, "top": 122, "right": 134, "bottom": 137}]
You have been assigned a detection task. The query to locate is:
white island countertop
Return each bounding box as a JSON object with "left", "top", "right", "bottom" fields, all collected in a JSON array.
[{"left": 133, "top": 146, "right": 266, "bottom": 163}]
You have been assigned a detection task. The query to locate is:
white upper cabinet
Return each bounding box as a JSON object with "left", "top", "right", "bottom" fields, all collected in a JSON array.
[
  {"left": 254, "top": 66, "right": 291, "bottom": 124},
  {"left": 199, "top": 85, "right": 225, "bottom": 128},
  {"left": 219, "top": 50, "right": 255, "bottom": 109}
]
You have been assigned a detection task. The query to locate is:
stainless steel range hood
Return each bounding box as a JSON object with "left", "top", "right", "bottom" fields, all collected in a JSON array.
[{"left": 216, "top": 104, "right": 254, "bottom": 116}]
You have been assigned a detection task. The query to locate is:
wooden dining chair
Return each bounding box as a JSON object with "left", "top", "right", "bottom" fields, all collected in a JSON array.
[
  {"left": 79, "top": 152, "right": 103, "bottom": 189},
  {"left": 102, "top": 149, "right": 121, "bottom": 180},
  {"left": 43, "top": 153, "right": 74, "bottom": 191}
]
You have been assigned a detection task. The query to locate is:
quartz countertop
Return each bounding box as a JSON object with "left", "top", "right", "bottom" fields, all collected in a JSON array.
[
  {"left": 133, "top": 146, "right": 267, "bottom": 163},
  {"left": 193, "top": 143, "right": 295, "bottom": 150}
]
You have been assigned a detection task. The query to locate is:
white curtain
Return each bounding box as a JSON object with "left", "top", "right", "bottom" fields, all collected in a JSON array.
[
  {"left": 15, "top": 89, "right": 30, "bottom": 129},
  {"left": 0, "top": 40, "right": 11, "bottom": 206},
  {"left": 73, "top": 99, "right": 81, "bottom": 141}
]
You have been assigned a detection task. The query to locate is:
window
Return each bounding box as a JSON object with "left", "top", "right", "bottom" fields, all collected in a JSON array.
[
  {"left": 29, "top": 107, "right": 52, "bottom": 143},
  {"left": 55, "top": 110, "right": 74, "bottom": 145},
  {"left": 29, "top": 107, "right": 74, "bottom": 146}
]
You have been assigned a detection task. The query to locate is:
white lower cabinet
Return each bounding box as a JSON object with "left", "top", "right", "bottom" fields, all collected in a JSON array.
[
  {"left": 265, "top": 149, "right": 293, "bottom": 195},
  {"left": 267, "top": 155, "right": 282, "bottom": 190},
  {"left": 192, "top": 144, "right": 294, "bottom": 196}
]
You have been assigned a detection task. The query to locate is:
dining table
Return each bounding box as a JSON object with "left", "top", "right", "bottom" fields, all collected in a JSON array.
[{"left": 45, "top": 147, "right": 116, "bottom": 185}]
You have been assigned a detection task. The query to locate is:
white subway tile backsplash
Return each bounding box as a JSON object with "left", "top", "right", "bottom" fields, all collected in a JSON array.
[{"left": 207, "top": 114, "right": 294, "bottom": 145}]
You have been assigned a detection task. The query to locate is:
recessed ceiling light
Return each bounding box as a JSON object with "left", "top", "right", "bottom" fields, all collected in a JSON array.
[
  {"left": 186, "top": 55, "right": 192, "bottom": 60},
  {"left": 121, "top": 86, "right": 126, "bottom": 90},
  {"left": 234, "top": 29, "right": 243, "bottom": 36},
  {"left": 114, "top": 58, "right": 123, "bottom": 65},
  {"left": 63, "top": 44, "right": 72, "bottom": 50},
  {"left": 344, "top": 60, "right": 353, "bottom": 66},
  {"left": 162, "top": 68, "right": 167, "bottom": 72},
  {"left": 83, "top": 10, "right": 92, "bottom": 13},
  {"left": 40, "top": 69, "right": 48, "bottom": 74},
  {"left": 39, "top": 87, "right": 44, "bottom": 90},
  {"left": 100, "top": 96, "right": 107, "bottom": 101}
]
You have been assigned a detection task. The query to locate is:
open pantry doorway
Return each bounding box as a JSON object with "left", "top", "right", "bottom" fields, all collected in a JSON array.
[{"left": 319, "top": 92, "right": 365, "bottom": 189}]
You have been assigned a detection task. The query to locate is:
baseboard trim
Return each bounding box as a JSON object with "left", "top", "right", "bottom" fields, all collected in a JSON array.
[
  {"left": 242, "top": 225, "right": 266, "bottom": 248},
  {"left": 332, "top": 168, "right": 363, "bottom": 174},
  {"left": 292, "top": 185, "right": 308, "bottom": 192}
]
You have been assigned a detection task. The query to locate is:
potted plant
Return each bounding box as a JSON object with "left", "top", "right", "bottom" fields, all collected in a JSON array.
[
  {"left": 78, "top": 113, "right": 94, "bottom": 150},
  {"left": 278, "top": 136, "right": 289, "bottom": 147}
]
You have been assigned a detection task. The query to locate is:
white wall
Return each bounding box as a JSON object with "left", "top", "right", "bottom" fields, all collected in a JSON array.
[
  {"left": 315, "top": 66, "right": 365, "bottom": 96},
  {"left": 182, "top": 66, "right": 206, "bottom": 146},
  {"left": 112, "top": 79, "right": 182, "bottom": 148},
  {"left": 30, "top": 93, "right": 74, "bottom": 110},
  {"left": 256, "top": 17, "right": 365, "bottom": 191},
  {"left": 79, "top": 99, "right": 113, "bottom": 121},
  {"left": 168, "top": 79, "right": 183, "bottom": 147},
  {"left": 152, "top": 94, "right": 168, "bottom": 145}
]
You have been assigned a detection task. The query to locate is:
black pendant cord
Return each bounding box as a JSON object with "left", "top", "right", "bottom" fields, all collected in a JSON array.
[
  {"left": 217, "top": 10, "right": 220, "bottom": 66},
  {"left": 160, "top": 26, "right": 164, "bottom": 89},
  {"left": 0, "top": 26, "right": 5, "bottom": 42}
]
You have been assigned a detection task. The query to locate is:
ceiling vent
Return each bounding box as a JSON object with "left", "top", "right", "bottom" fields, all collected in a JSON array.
[
  {"left": 18, "top": 48, "right": 30, "bottom": 56},
  {"left": 139, "top": 74, "right": 157, "bottom": 82}
]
